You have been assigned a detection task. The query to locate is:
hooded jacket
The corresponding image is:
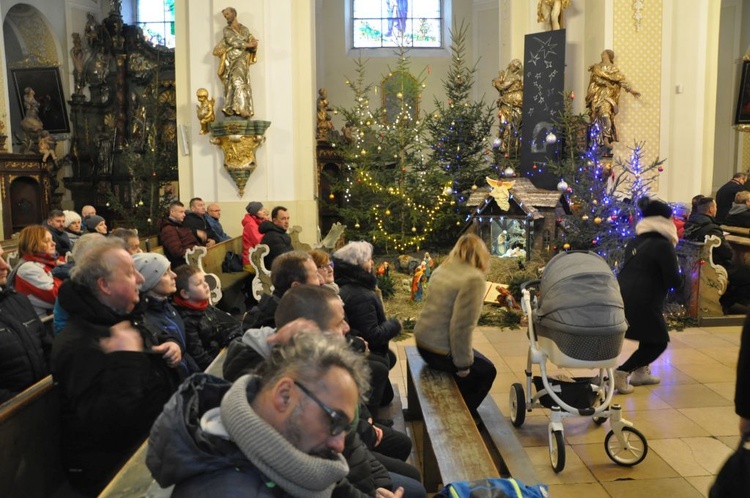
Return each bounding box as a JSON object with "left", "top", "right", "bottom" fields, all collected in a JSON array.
[
  {"left": 141, "top": 294, "right": 201, "bottom": 375},
  {"left": 683, "top": 213, "right": 734, "bottom": 269},
  {"left": 51, "top": 280, "right": 180, "bottom": 494},
  {"left": 147, "top": 373, "right": 350, "bottom": 498},
  {"left": 242, "top": 213, "right": 264, "bottom": 265},
  {"left": 725, "top": 203, "right": 750, "bottom": 228}
]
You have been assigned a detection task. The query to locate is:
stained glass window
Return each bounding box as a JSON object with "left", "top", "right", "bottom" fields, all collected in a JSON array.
[
  {"left": 137, "top": 0, "right": 175, "bottom": 48},
  {"left": 352, "top": 0, "right": 442, "bottom": 48}
]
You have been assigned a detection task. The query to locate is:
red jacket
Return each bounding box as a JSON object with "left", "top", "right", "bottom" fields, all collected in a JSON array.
[{"left": 241, "top": 213, "right": 263, "bottom": 265}]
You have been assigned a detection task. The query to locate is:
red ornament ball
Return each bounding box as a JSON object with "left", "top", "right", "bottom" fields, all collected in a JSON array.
[{"left": 658, "top": 166, "right": 664, "bottom": 172}]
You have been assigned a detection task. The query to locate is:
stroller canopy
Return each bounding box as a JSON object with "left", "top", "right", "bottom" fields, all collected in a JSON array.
[{"left": 536, "top": 251, "right": 627, "bottom": 337}]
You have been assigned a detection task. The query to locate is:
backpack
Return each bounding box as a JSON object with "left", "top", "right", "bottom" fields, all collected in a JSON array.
[
  {"left": 222, "top": 251, "right": 243, "bottom": 273},
  {"left": 435, "top": 478, "right": 549, "bottom": 498}
]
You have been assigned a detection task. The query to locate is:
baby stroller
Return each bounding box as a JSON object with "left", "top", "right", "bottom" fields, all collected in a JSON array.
[{"left": 511, "top": 251, "right": 648, "bottom": 472}]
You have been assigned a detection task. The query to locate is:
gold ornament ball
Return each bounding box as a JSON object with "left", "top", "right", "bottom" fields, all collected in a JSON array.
[
  {"left": 563, "top": 243, "right": 570, "bottom": 250},
  {"left": 471, "top": 184, "right": 478, "bottom": 190},
  {"left": 411, "top": 226, "right": 417, "bottom": 232},
  {"left": 456, "top": 221, "right": 461, "bottom": 226},
  {"left": 582, "top": 215, "right": 589, "bottom": 221},
  {"left": 328, "top": 193, "right": 335, "bottom": 200},
  {"left": 354, "top": 222, "right": 360, "bottom": 229},
  {"left": 592, "top": 200, "right": 598, "bottom": 206},
  {"left": 594, "top": 217, "right": 602, "bottom": 225},
  {"left": 385, "top": 209, "right": 391, "bottom": 216}
]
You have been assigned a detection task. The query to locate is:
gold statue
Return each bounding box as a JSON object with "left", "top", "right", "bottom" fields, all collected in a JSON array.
[
  {"left": 585, "top": 49, "right": 641, "bottom": 149},
  {"left": 195, "top": 88, "right": 216, "bottom": 135},
  {"left": 316, "top": 88, "right": 334, "bottom": 141},
  {"left": 537, "top": 0, "right": 571, "bottom": 31},
  {"left": 38, "top": 130, "right": 57, "bottom": 164},
  {"left": 213, "top": 7, "right": 258, "bottom": 119},
  {"left": 492, "top": 59, "right": 524, "bottom": 156}
]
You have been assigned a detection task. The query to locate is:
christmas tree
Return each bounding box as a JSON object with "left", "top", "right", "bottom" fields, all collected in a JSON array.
[
  {"left": 424, "top": 21, "right": 494, "bottom": 234},
  {"left": 332, "top": 51, "right": 449, "bottom": 252},
  {"left": 551, "top": 92, "right": 665, "bottom": 269}
]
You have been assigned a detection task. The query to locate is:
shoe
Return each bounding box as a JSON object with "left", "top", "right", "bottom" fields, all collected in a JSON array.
[
  {"left": 614, "top": 369, "right": 634, "bottom": 394},
  {"left": 629, "top": 366, "right": 661, "bottom": 386}
]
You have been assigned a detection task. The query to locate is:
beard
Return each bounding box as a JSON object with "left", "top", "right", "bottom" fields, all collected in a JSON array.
[{"left": 282, "top": 402, "right": 337, "bottom": 460}]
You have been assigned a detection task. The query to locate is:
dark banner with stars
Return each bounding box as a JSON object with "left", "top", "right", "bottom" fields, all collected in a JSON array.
[{"left": 520, "top": 29, "right": 566, "bottom": 190}]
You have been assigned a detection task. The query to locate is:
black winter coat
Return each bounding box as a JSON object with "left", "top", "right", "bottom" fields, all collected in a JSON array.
[
  {"left": 333, "top": 259, "right": 401, "bottom": 356},
  {"left": 141, "top": 294, "right": 202, "bottom": 375},
  {"left": 333, "top": 432, "right": 392, "bottom": 498},
  {"left": 683, "top": 213, "right": 734, "bottom": 269},
  {"left": 618, "top": 232, "right": 682, "bottom": 344},
  {"left": 725, "top": 204, "right": 750, "bottom": 228},
  {"left": 716, "top": 179, "right": 747, "bottom": 222},
  {"left": 259, "top": 221, "right": 293, "bottom": 268},
  {"left": 51, "top": 280, "right": 180, "bottom": 494},
  {"left": 183, "top": 211, "right": 219, "bottom": 243},
  {"left": 173, "top": 303, "right": 242, "bottom": 366},
  {"left": 243, "top": 292, "right": 281, "bottom": 329},
  {"left": 0, "top": 288, "right": 50, "bottom": 402}
]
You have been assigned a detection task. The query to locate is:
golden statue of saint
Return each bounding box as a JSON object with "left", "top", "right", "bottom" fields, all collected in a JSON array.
[
  {"left": 585, "top": 49, "right": 641, "bottom": 149},
  {"left": 492, "top": 59, "right": 524, "bottom": 156},
  {"left": 537, "top": 0, "right": 571, "bottom": 31},
  {"left": 213, "top": 7, "right": 258, "bottom": 119}
]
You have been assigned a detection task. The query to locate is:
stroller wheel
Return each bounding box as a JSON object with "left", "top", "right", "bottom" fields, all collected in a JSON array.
[
  {"left": 509, "top": 383, "right": 526, "bottom": 427},
  {"left": 549, "top": 428, "right": 566, "bottom": 473},
  {"left": 604, "top": 427, "right": 648, "bottom": 466}
]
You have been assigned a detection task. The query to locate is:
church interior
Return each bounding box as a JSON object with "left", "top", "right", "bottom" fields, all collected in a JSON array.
[{"left": 0, "top": 0, "right": 749, "bottom": 497}]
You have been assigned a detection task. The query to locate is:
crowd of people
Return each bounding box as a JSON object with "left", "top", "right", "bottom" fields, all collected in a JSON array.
[{"left": 5, "top": 184, "right": 750, "bottom": 497}]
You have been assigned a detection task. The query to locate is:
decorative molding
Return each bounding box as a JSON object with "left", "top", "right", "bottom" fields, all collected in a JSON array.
[{"left": 633, "top": 0, "right": 644, "bottom": 32}]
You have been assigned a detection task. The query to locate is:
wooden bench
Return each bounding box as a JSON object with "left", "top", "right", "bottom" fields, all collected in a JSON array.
[
  {"left": 99, "top": 348, "right": 228, "bottom": 497},
  {"left": 405, "top": 346, "right": 500, "bottom": 491}
]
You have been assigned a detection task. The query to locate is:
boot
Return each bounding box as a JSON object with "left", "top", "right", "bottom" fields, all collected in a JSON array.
[
  {"left": 614, "top": 369, "right": 634, "bottom": 394},
  {"left": 630, "top": 366, "right": 661, "bottom": 386}
]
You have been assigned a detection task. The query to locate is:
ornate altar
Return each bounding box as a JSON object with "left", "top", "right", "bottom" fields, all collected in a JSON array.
[
  {"left": 64, "top": 5, "right": 176, "bottom": 230},
  {"left": 0, "top": 153, "right": 54, "bottom": 239}
]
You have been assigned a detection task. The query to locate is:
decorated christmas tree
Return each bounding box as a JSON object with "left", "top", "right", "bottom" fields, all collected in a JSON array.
[
  {"left": 332, "top": 51, "right": 450, "bottom": 252},
  {"left": 551, "top": 92, "right": 666, "bottom": 269},
  {"left": 424, "top": 22, "right": 494, "bottom": 237}
]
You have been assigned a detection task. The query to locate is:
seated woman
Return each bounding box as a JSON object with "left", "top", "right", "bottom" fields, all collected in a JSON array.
[
  {"left": 63, "top": 210, "right": 83, "bottom": 248},
  {"left": 13, "top": 225, "right": 63, "bottom": 317},
  {"left": 333, "top": 241, "right": 401, "bottom": 409},
  {"left": 414, "top": 234, "right": 497, "bottom": 418},
  {"left": 309, "top": 248, "right": 338, "bottom": 294}
]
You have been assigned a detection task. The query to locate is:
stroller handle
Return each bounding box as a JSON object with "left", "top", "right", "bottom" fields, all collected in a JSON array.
[{"left": 521, "top": 279, "right": 541, "bottom": 291}]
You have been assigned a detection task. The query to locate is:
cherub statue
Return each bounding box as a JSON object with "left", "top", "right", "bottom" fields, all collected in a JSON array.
[
  {"left": 38, "top": 130, "right": 57, "bottom": 164},
  {"left": 537, "top": 0, "right": 571, "bottom": 31},
  {"left": 195, "top": 88, "right": 216, "bottom": 135}
]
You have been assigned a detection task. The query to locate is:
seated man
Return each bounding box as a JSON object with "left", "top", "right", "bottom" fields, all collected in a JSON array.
[
  {"left": 205, "top": 202, "right": 232, "bottom": 242},
  {"left": 243, "top": 250, "right": 321, "bottom": 329},
  {"left": 146, "top": 333, "right": 388, "bottom": 497},
  {"left": 684, "top": 196, "right": 750, "bottom": 312},
  {"left": 725, "top": 191, "right": 750, "bottom": 228},
  {"left": 259, "top": 206, "right": 294, "bottom": 269},
  {"left": 81, "top": 205, "right": 96, "bottom": 220},
  {"left": 182, "top": 197, "right": 218, "bottom": 247},
  {"left": 0, "top": 243, "right": 50, "bottom": 403},
  {"left": 157, "top": 200, "right": 201, "bottom": 268},
  {"left": 43, "top": 209, "right": 72, "bottom": 258},
  {"left": 51, "top": 238, "right": 182, "bottom": 495}
]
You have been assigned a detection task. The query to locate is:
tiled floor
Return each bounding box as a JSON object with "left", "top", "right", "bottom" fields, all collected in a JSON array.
[{"left": 389, "top": 324, "right": 742, "bottom": 497}]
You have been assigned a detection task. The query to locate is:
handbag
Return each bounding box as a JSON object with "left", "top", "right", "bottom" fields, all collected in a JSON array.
[
  {"left": 709, "top": 436, "right": 750, "bottom": 498},
  {"left": 222, "top": 251, "right": 243, "bottom": 273}
]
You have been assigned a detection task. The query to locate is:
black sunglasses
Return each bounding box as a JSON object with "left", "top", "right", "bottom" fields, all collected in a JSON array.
[{"left": 293, "top": 380, "right": 353, "bottom": 436}]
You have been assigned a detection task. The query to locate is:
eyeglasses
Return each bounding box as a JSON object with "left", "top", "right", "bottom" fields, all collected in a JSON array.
[
  {"left": 293, "top": 380, "right": 353, "bottom": 436},
  {"left": 318, "top": 262, "right": 334, "bottom": 270}
]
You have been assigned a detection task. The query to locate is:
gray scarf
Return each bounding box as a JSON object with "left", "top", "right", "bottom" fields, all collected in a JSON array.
[{"left": 220, "top": 374, "right": 349, "bottom": 498}]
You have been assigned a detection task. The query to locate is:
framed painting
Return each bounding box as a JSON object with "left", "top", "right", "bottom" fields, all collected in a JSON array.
[
  {"left": 735, "top": 60, "right": 750, "bottom": 125},
  {"left": 12, "top": 67, "right": 70, "bottom": 134}
]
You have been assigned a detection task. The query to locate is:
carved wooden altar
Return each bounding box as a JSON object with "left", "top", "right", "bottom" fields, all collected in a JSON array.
[{"left": 64, "top": 6, "right": 176, "bottom": 231}]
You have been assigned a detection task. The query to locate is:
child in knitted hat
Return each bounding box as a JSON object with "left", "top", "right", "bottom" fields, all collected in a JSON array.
[
  {"left": 172, "top": 265, "right": 242, "bottom": 366},
  {"left": 133, "top": 253, "right": 201, "bottom": 377}
]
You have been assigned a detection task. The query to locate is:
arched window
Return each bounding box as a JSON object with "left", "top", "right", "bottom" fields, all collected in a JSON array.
[
  {"left": 137, "top": 0, "right": 175, "bottom": 48},
  {"left": 351, "top": 0, "right": 445, "bottom": 49}
]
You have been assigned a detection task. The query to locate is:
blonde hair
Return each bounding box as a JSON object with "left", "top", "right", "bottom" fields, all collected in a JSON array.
[
  {"left": 444, "top": 233, "right": 490, "bottom": 274},
  {"left": 308, "top": 249, "right": 331, "bottom": 268},
  {"left": 18, "top": 225, "right": 51, "bottom": 256}
]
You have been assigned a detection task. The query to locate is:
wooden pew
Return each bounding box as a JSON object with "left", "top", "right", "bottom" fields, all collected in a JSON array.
[
  {"left": 99, "top": 349, "right": 228, "bottom": 498},
  {"left": 405, "top": 346, "right": 500, "bottom": 491}
]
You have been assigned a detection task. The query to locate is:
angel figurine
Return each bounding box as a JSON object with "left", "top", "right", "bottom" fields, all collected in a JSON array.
[{"left": 196, "top": 88, "right": 216, "bottom": 135}]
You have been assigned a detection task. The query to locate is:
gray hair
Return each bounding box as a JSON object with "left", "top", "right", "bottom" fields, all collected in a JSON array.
[
  {"left": 333, "top": 241, "right": 372, "bottom": 268},
  {"left": 70, "top": 237, "right": 127, "bottom": 291},
  {"left": 70, "top": 233, "right": 107, "bottom": 262},
  {"left": 255, "top": 332, "right": 370, "bottom": 402}
]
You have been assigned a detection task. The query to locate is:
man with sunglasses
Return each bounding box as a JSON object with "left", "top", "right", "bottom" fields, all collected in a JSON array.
[{"left": 147, "top": 333, "right": 406, "bottom": 497}]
